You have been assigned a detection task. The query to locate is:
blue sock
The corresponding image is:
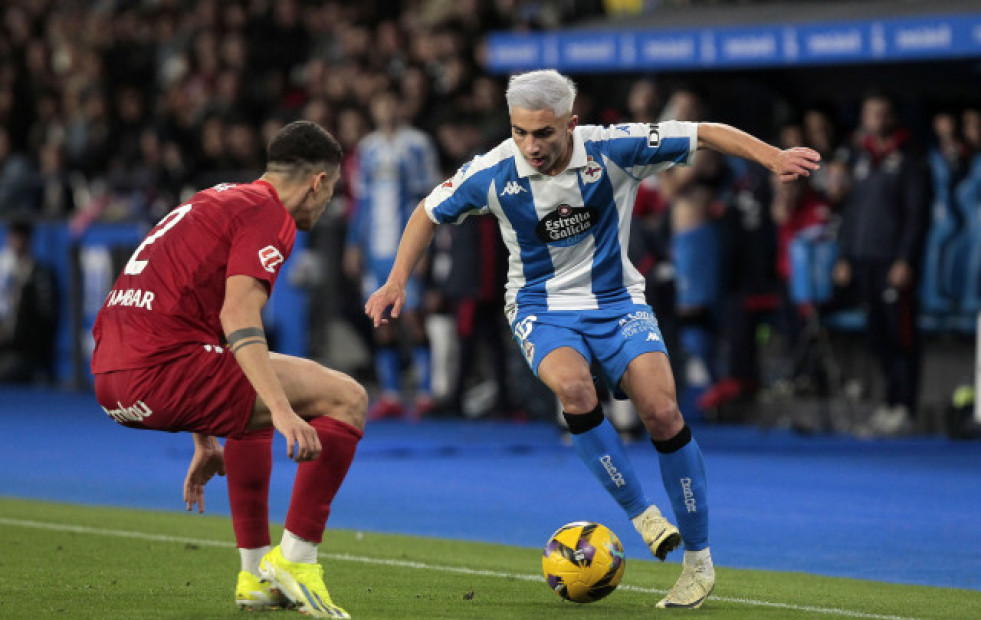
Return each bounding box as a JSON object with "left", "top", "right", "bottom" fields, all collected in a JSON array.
[
  {"left": 376, "top": 347, "right": 401, "bottom": 394},
  {"left": 565, "top": 407, "right": 649, "bottom": 519},
  {"left": 412, "top": 345, "right": 432, "bottom": 395},
  {"left": 654, "top": 426, "right": 709, "bottom": 551}
]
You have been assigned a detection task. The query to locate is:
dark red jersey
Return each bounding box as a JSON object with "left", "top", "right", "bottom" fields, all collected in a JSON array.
[{"left": 92, "top": 180, "right": 296, "bottom": 372}]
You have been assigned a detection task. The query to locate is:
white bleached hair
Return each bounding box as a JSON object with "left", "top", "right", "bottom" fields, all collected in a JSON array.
[{"left": 505, "top": 69, "right": 577, "bottom": 116}]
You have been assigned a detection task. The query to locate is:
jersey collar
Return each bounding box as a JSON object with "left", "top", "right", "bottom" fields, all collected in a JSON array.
[
  {"left": 254, "top": 179, "right": 289, "bottom": 215},
  {"left": 513, "top": 129, "right": 588, "bottom": 178}
]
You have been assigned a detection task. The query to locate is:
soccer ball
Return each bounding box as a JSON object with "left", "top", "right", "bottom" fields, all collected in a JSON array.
[{"left": 542, "top": 521, "right": 625, "bottom": 603}]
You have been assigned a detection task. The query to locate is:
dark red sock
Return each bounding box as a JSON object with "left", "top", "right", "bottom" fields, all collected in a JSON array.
[
  {"left": 284, "top": 416, "right": 363, "bottom": 543},
  {"left": 225, "top": 427, "right": 273, "bottom": 549}
]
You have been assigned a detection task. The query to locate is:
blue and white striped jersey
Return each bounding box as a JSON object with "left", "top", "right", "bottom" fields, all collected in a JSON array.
[
  {"left": 348, "top": 127, "right": 440, "bottom": 260},
  {"left": 423, "top": 121, "right": 697, "bottom": 316}
]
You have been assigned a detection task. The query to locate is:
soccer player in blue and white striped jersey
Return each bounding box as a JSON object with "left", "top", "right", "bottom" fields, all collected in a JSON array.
[
  {"left": 366, "top": 69, "right": 820, "bottom": 609},
  {"left": 345, "top": 89, "right": 441, "bottom": 420}
]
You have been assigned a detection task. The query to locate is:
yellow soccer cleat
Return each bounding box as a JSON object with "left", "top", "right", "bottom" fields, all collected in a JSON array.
[
  {"left": 259, "top": 546, "right": 350, "bottom": 619},
  {"left": 657, "top": 549, "right": 716, "bottom": 609},
  {"left": 235, "top": 570, "right": 292, "bottom": 611},
  {"left": 631, "top": 505, "right": 682, "bottom": 561}
]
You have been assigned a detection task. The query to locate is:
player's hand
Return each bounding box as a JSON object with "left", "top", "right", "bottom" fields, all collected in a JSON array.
[
  {"left": 365, "top": 282, "right": 406, "bottom": 328},
  {"left": 183, "top": 439, "right": 225, "bottom": 513},
  {"left": 772, "top": 147, "right": 821, "bottom": 182},
  {"left": 272, "top": 411, "right": 322, "bottom": 462}
]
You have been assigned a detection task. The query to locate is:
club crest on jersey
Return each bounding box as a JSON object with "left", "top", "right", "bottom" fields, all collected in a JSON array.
[
  {"left": 580, "top": 157, "right": 603, "bottom": 184},
  {"left": 522, "top": 339, "right": 535, "bottom": 364},
  {"left": 258, "top": 245, "right": 284, "bottom": 273},
  {"left": 535, "top": 204, "right": 598, "bottom": 247}
]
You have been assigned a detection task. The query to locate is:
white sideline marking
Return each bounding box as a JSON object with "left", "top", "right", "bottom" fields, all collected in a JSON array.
[{"left": 0, "top": 517, "right": 924, "bottom": 620}]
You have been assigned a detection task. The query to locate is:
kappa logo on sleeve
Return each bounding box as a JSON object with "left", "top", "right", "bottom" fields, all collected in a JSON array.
[{"left": 258, "top": 245, "right": 285, "bottom": 273}]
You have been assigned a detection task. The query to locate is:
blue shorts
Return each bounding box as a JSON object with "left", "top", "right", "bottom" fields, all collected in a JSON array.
[
  {"left": 362, "top": 258, "right": 422, "bottom": 312},
  {"left": 510, "top": 303, "right": 668, "bottom": 398}
]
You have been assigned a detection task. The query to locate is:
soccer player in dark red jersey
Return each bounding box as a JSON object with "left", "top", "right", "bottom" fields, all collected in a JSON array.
[{"left": 92, "top": 121, "right": 364, "bottom": 619}]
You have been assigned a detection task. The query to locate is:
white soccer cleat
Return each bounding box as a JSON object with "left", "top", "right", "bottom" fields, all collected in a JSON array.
[
  {"left": 657, "top": 549, "right": 715, "bottom": 609},
  {"left": 631, "top": 505, "right": 681, "bottom": 561}
]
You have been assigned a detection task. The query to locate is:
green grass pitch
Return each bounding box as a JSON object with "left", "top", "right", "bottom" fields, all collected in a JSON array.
[{"left": 1, "top": 497, "right": 978, "bottom": 619}]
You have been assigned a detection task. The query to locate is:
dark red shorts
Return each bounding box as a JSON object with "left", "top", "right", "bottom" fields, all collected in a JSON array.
[{"left": 94, "top": 344, "right": 257, "bottom": 438}]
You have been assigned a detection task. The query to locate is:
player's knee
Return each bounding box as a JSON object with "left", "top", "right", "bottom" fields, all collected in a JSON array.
[
  {"left": 552, "top": 374, "right": 597, "bottom": 413},
  {"left": 635, "top": 393, "right": 683, "bottom": 437},
  {"left": 335, "top": 378, "right": 368, "bottom": 431},
  {"left": 305, "top": 370, "right": 367, "bottom": 431}
]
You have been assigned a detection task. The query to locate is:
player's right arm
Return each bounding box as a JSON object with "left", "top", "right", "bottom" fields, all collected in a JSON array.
[
  {"left": 364, "top": 200, "right": 435, "bottom": 327},
  {"left": 220, "top": 274, "right": 322, "bottom": 462},
  {"left": 366, "top": 149, "right": 494, "bottom": 326}
]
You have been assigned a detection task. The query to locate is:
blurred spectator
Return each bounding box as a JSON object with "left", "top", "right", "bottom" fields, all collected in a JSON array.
[
  {"left": 832, "top": 92, "right": 930, "bottom": 436},
  {"left": 921, "top": 109, "right": 968, "bottom": 315},
  {"left": 400, "top": 64, "right": 436, "bottom": 134},
  {"left": 344, "top": 89, "right": 441, "bottom": 420},
  {"left": 801, "top": 106, "right": 845, "bottom": 198},
  {"left": 931, "top": 111, "right": 967, "bottom": 178},
  {"left": 0, "top": 219, "right": 57, "bottom": 384},
  {"left": 771, "top": 171, "right": 835, "bottom": 403},
  {"left": 627, "top": 78, "right": 661, "bottom": 123},
  {"left": 0, "top": 127, "right": 35, "bottom": 214},
  {"left": 66, "top": 87, "right": 112, "bottom": 179},
  {"left": 964, "top": 107, "right": 981, "bottom": 153},
  {"left": 433, "top": 214, "right": 520, "bottom": 418},
  {"left": 698, "top": 162, "right": 775, "bottom": 415},
  {"left": 468, "top": 75, "right": 511, "bottom": 148},
  {"left": 329, "top": 106, "right": 375, "bottom": 363},
  {"left": 657, "top": 89, "right": 727, "bottom": 418},
  {"left": 954, "top": 107, "right": 981, "bottom": 314},
  {"left": 34, "top": 138, "right": 77, "bottom": 218},
  {"left": 769, "top": 120, "right": 835, "bottom": 396}
]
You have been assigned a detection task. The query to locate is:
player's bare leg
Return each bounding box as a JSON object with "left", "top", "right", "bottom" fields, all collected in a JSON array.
[
  {"left": 621, "top": 352, "right": 714, "bottom": 607},
  {"left": 245, "top": 354, "right": 367, "bottom": 618}
]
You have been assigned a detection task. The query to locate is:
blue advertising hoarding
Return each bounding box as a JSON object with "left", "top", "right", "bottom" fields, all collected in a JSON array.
[{"left": 486, "top": 12, "right": 981, "bottom": 72}]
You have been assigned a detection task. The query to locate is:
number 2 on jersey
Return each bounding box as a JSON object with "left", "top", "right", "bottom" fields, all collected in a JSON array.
[{"left": 124, "top": 204, "right": 193, "bottom": 275}]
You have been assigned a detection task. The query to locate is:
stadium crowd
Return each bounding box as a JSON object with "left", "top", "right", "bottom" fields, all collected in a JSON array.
[{"left": 1, "top": 0, "right": 979, "bottom": 438}]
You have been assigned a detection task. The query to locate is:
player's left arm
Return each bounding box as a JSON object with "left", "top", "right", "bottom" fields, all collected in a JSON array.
[
  {"left": 696, "top": 122, "right": 821, "bottom": 182},
  {"left": 183, "top": 433, "right": 225, "bottom": 513},
  {"left": 220, "top": 275, "right": 321, "bottom": 462}
]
